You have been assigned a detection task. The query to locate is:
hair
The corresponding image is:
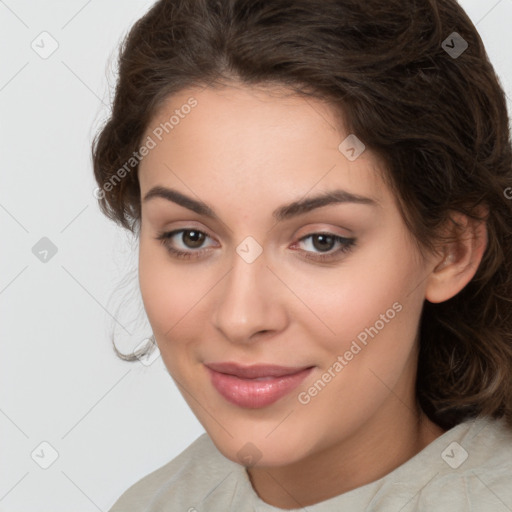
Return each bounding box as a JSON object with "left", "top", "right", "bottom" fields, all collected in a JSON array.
[{"left": 92, "top": 0, "right": 512, "bottom": 431}]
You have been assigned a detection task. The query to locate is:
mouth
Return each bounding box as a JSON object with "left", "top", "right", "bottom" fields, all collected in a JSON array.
[{"left": 204, "top": 362, "right": 314, "bottom": 408}]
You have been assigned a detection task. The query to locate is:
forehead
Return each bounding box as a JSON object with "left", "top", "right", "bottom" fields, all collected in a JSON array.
[{"left": 138, "top": 84, "right": 389, "bottom": 207}]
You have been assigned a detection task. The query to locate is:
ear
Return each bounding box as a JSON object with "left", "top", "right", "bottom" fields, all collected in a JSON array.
[{"left": 425, "top": 207, "right": 488, "bottom": 304}]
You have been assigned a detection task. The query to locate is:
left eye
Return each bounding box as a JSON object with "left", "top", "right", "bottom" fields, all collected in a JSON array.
[
  {"left": 296, "top": 233, "right": 351, "bottom": 253},
  {"left": 292, "top": 233, "right": 356, "bottom": 261}
]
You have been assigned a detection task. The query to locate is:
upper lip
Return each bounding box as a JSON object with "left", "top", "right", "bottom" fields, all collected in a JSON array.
[{"left": 205, "top": 362, "right": 313, "bottom": 379}]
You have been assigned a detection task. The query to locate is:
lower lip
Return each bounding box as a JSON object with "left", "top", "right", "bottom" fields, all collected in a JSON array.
[{"left": 206, "top": 366, "right": 314, "bottom": 408}]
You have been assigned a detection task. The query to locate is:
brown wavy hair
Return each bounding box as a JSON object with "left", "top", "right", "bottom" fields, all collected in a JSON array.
[{"left": 92, "top": 0, "right": 512, "bottom": 431}]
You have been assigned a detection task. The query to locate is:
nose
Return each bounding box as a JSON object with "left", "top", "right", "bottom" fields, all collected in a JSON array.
[{"left": 212, "top": 246, "right": 288, "bottom": 344}]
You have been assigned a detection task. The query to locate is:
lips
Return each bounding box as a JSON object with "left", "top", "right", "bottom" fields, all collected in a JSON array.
[
  {"left": 204, "top": 362, "right": 314, "bottom": 408},
  {"left": 205, "top": 362, "right": 312, "bottom": 379}
]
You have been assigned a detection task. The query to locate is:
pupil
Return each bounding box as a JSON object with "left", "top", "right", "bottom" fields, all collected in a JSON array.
[
  {"left": 184, "top": 230, "right": 204, "bottom": 248},
  {"left": 313, "top": 234, "right": 334, "bottom": 252}
]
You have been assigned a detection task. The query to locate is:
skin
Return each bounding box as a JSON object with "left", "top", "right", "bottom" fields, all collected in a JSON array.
[{"left": 137, "top": 83, "right": 487, "bottom": 509}]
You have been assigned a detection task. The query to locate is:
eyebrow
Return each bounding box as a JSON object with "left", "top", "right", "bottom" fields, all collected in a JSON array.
[{"left": 143, "top": 186, "right": 378, "bottom": 222}]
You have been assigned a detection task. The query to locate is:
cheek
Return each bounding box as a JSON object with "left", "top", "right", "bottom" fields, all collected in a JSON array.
[
  {"left": 328, "top": 242, "right": 424, "bottom": 402},
  {"left": 138, "top": 238, "right": 211, "bottom": 348},
  {"left": 293, "top": 235, "right": 422, "bottom": 357},
  {"left": 291, "top": 246, "right": 423, "bottom": 434}
]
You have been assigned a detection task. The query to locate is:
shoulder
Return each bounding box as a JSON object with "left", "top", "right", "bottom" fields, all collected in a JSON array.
[
  {"left": 108, "top": 432, "right": 243, "bottom": 511},
  {"left": 438, "top": 416, "right": 512, "bottom": 499},
  {"left": 408, "top": 415, "right": 512, "bottom": 511}
]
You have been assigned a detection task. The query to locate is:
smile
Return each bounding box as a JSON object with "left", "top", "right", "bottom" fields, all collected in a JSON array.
[{"left": 204, "top": 362, "right": 314, "bottom": 408}]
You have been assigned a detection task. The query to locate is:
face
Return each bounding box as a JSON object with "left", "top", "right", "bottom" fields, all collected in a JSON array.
[{"left": 137, "top": 84, "right": 435, "bottom": 468}]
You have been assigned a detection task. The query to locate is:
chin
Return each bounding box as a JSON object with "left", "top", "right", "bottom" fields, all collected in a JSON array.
[{"left": 207, "top": 427, "right": 311, "bottom": 468}]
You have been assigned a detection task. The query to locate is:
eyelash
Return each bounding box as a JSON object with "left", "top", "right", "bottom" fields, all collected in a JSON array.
[{"left": 155, "top": 229, "right": 356, "bottom": 263}]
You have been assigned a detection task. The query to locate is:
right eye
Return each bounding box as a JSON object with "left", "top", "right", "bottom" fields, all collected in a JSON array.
[{"left": 155, "top": 229, "right": 218, "bottom": 260}]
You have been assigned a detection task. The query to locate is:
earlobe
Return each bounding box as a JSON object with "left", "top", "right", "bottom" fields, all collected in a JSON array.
[{"left": 425, "top": 210, "right": 488, "bottom": 304}]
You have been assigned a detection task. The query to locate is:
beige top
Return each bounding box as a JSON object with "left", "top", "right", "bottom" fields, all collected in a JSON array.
[{"left": 108, "top": 415, "right": 512, "bottom": 511}]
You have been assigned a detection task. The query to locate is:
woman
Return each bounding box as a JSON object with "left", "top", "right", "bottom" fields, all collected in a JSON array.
[{"left": 93, "top": 0, "right": 512, "bottom": 509}]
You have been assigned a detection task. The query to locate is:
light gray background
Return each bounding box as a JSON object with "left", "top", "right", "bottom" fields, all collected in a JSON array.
[{"left": 1, "top": 1, "right": 511, "bottom": 510}]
